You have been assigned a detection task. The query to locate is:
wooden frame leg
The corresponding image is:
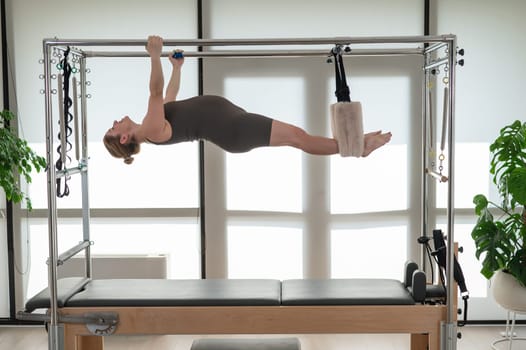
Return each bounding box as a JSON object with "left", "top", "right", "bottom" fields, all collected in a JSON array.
[
  {"left": 64, "top": 326, "right": 104, "bottom": 350},
  {"left": 76, "top": 336, "right": 104, "bottom": 350},
  {"left": 410, "top": 334, "right": 428, "bottom": 350}
]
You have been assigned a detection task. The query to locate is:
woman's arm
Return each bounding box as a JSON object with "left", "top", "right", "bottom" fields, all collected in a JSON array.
[
  {"left": 147, "top": 36, "right": 164, "bottom": 97},
  {"left": 164, "top": 50, "right": 185, "bottom": 103},
  {"left": 141, "top": 36, "right": 170, "bottom": 141}
]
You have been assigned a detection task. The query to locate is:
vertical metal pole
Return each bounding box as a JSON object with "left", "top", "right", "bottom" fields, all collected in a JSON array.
[
  {"left": 444, "top": 35, "right": 458, "bottom": 350},
  {"left": 421, "top": 52, "right": 430, "bottom": 272},
  {"left": 419, "top": 0, "right": 431, "bottom": 275},
  {"left": 79, "top": 56, "right": 92, "bottom": 279},
  {"left": 198, "top": 0, "right": 207, "bottom": 279},
  {"left": 43, "top": 40, "right": 60, "bottom": 350}
]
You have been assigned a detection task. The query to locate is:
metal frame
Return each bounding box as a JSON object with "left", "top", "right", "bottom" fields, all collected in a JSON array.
[{"left": 36, "top": 34, "right": 458, "bottom": 350}]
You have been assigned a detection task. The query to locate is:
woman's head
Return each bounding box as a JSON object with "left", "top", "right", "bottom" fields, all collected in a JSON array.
[
  {"left": 103, "top": 117, "right": 141, "bottom": 164},
  {"left": 103, "top": 134, "right": 140, "bottom": 164}
]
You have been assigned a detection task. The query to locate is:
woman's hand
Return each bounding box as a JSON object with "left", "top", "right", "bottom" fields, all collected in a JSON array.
[
  {"left": 146, "top": 35, "right": 163, "bottom": 57},
  {"left": 169, "top": 50, "right": 185, "bottom": 68}
]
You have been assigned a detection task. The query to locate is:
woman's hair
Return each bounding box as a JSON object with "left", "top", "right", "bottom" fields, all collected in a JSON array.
[{"left": 103, "top": 134, "right": 141, "bottom": 165}]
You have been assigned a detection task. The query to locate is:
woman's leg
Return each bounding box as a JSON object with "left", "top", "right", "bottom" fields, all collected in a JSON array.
[
  {"left": 269, "top": 120, "right": 338, "bottom": 155},
  {"left": 269, "top": 120, "right": 392, "bottom": 156}
]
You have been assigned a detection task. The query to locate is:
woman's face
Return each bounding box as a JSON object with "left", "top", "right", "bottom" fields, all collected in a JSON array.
[{"left": 106, "top": 116, "right": 132, "bottom": 142}]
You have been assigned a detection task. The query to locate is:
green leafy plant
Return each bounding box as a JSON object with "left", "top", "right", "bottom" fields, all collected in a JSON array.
[
  {"left": 0, "top": 109, "right": 46, "bottom": 210},
  {"left": 472, "top": 120, "right": 526, "bottom": 287}
]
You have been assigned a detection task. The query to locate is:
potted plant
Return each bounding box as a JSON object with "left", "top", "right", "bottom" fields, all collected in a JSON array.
[
  {"left": 471, "top": 120, "right": 526, "bottom": 309},
  {"left": 0, "top": 109, "right": 46, "bottom": 210}
]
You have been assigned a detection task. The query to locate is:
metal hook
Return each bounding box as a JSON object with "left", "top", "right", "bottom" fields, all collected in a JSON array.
[{"left": 442, "top": 64, "right": 449, "bottom": 84}]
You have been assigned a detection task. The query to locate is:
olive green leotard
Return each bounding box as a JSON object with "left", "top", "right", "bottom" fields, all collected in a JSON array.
[{"left": 152, "top": 95, "right": 273, "bottom": 153}]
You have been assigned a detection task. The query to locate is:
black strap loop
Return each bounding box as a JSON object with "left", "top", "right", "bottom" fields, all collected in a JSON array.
[
  {"left": 422, "top": 230, "right": 470, "bottom": 326},
  {"left": 458, "top": 293, "right": 469, "bottom": 327},
  {"left": 56, "top": 47, "right": 73, "bottom": 198},
  {"left": 332, "top": 46, "right": 351, "bottom": 102}
]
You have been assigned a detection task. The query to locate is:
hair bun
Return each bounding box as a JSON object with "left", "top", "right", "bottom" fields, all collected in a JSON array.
[{"left": 124, "top": 156, "right": 134, "bottom": 165}]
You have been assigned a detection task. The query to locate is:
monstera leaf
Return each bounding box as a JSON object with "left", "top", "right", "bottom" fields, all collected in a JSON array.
[
  {"left": 472, "top": 120, "right": 526, "bottom": 287},
  {"left": 472, "top": 195, "right": 516, "bottom": 279},
  {"left": 508, "top": 168, "right": 526, "bottom": 206},
  {"left": 490, "top": 120, "right": 526, "bottom": 210}
]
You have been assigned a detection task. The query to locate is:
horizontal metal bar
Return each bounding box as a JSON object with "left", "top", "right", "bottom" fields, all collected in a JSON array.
[
  {"left": 56, "top": 163, "right": 87, "bottom": 178},
  {"left": 49, "top": 241, "right": 92, "bottom": 266},
  {"left": 17, "top": 311, "right": 118, "bottom": 326},
  {"left": 17, "top": 311, "right": 89, "bottom": 324},
  {"left": 85, "top": 49, "right": 330, "bottom": 58},
  {"left": 426, "top": 168, "right": 449, "bottom": 183},
  {"left": 424, "top": 57, "right": 449, "bottom": 71},
  {"left": 84, "top": 48, "right": 423, "bottom": 58},
  {"left": 52, "top": 46, "right": 85, "bottom": 57},
  {"left": 44, "top": 35, "right": 455, "bottom": 48}
]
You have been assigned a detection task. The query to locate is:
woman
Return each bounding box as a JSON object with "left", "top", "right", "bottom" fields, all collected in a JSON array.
[{"left": 103, "top": 36, "right": 392, "bottom": 164}]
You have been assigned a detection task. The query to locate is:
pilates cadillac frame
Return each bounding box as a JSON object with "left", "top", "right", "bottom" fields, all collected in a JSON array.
[{"left": 27, "top": 34, "right": 460, "bottom": 350}]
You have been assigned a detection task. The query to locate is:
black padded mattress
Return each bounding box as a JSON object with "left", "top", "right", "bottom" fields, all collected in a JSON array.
[
  {"left": 25, "top": 278, "right": 282, "bottom": 312},
  {"left": 24, "top": 277, "right": 416, "bottom": 312},
  {"left": 281, "top": 279, "right": 415, "bottom": 305}
]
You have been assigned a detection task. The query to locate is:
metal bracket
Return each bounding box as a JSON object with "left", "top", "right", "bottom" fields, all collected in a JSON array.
[
  {"left": 84, "top": 312, "right": 119, "bottom": 335},
  {"left": 17, "top": 311, "right": 119, "bottom": 336}
]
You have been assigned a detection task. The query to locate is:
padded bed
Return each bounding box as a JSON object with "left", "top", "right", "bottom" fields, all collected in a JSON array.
[
  {"left": 25, "top": 277, "right": 415, "bottom": 311},
  {"left": 23, "top": 276, "right": 449, "bottom": 350}
]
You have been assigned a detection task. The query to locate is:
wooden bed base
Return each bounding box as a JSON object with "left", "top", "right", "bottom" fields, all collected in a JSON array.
[{"left": 60, "top": 304, "right": 448, "bottom": 350}]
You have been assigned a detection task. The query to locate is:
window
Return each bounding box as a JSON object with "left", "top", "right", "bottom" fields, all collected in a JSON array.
[
  {"left": 436, "top": 143, "right": 491, "bottom": 209},
  {"left": 9, "top": 0, "right": 200, "bottom": 310},
  {"left": 228, "top": 225, "right": 303, "bottom": 279},
  {"left": 25, "top": 218, "right": 200, "bottom": 298},
  {"left": 225, "top": 77, "right": 304, "bottom": 213},
  {"left": 330, "top": 75, "right": 411, "bottom": 214},
  {"left": 331, "top": 226, "right": 408, "bottom": 280},
  {"left": 331, "top": 145, "right": 407, "bottom": 214}
]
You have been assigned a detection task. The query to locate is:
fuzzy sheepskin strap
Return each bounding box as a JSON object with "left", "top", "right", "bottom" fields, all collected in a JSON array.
[{"left": 330, "top": 101, "right": 364, "bottom": 157}]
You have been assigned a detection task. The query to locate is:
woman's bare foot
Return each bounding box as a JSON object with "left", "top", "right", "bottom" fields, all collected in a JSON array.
[{"left": 362, "top": 130, "right": 392, "bottom": 157}]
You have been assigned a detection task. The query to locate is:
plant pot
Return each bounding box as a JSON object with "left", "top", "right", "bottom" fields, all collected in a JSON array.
[{"left": 491, "top": 270, "right": 526, "bottom": 312}]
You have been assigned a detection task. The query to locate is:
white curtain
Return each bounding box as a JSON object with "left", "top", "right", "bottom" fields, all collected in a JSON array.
[{"left": 436, "top": 0, "right": 526, "bottom": 320}]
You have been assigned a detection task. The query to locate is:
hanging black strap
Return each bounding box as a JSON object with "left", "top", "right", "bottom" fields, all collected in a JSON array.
[
  {"left": 459, "top": 294, "right": 469, "bottom": 327},
  {"left": 55, "top": 47, "right": 73, "bottom": 198},
  {"left": 431, "top": 229, "right": 470, "bottom": 326},
  {"left": 332, "top": 46, "right": 351, "bottom": 102}
]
